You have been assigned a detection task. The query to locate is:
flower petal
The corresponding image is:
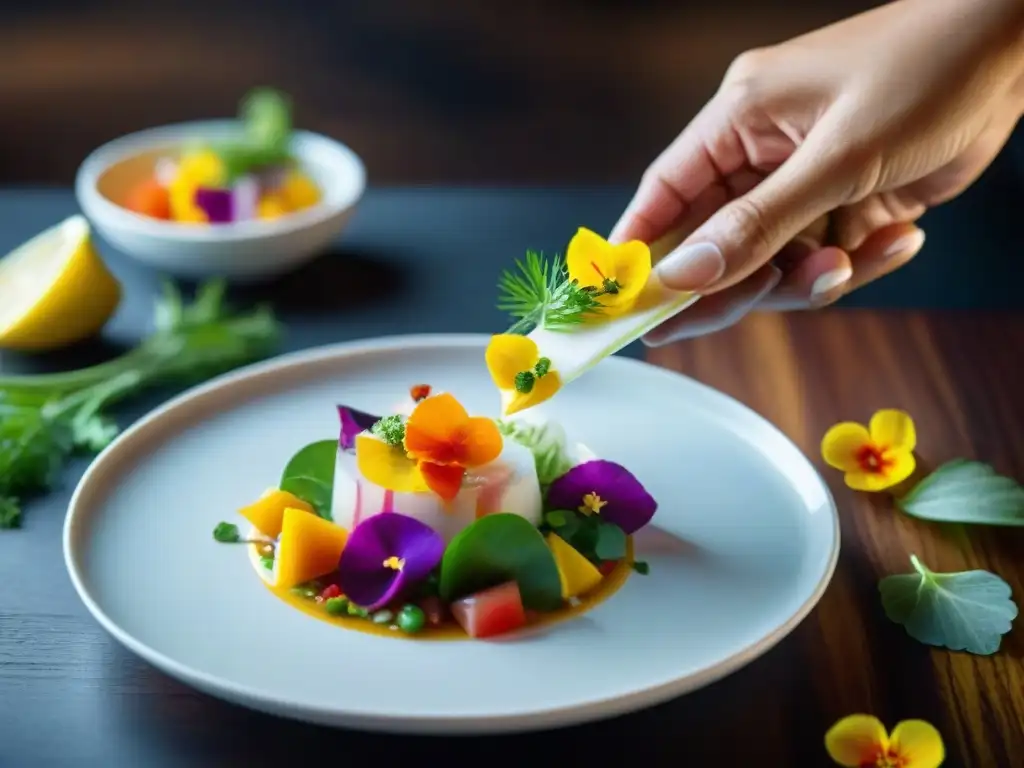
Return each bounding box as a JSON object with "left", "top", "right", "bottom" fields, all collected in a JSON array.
[
  {"left": 869, "top": 409, "right": 916, "bottom": 453},
  {"left": 504, "top": 370, "right": 562, "bottom": 416},
  {"left": 821, "top": 422, "right": 871, "bottom": 472},
  {"left": 338, "top": 511, "right": 444, "bottom": 609},
  {"left": 843, "top": 451, "right": 915, "bottom": 492},
  {"left": 566, "top": 226, "right": 614, "bottom": 288},
  {"left": 459, "top": 416, "right": 504, "bottom": 467},
  {"left": 486, "top": 334, "right": 539, "bottom": 391},
  {"left": 420, "top": 461, "right": 466, "bottom": 501},
  {"left": 355, "top": 434, "right": 427, "bottom": 493},
  {"left": 337, "top": 404, "right": 380, "bottom": 452},
  {"left": 889, "top": 720, "right": 944, "bottom": 768},
  {"left": 824, "top": 714, "right": 888, "bottom": 767},
  {"left": 547, "top": 459, "right": 657, "bottom": 534},
  {"left": 404, "top": 393, "right": 469, "bottom": 462},
  {"left": 599, "top": 240, "right": 652, "bottom": 316}
]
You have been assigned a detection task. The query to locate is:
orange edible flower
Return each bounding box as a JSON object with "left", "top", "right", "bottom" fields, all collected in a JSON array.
[
  {"left": 565, "top": 227, "right": 652, "bottom": 317},
  {"left": 410, "top": 383, "right": 432, "bottom": 402},
  {"left": 825, "top": 715, "right": 944, "bottom": 768},
  {"left": 404, "top": 393, "right": 503, "bottom": 500},
  {"left": 821, "top": 409, "right": 916, "bottom": 492}
]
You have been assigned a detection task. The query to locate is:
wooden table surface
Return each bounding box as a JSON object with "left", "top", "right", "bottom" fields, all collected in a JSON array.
[
  {"left": 2, "top": 311, "right": 1021, "bottom": 767},
  {"left": 1, "top": 189, "right": 1022, "bottom": 767}
]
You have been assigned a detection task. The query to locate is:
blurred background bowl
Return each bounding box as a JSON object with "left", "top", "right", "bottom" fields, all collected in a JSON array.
[{"left": 75, "top": 120, "right": 365, "bottom": 281}]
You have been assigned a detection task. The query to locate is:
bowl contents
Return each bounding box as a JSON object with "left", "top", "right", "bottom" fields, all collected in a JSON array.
[
  {"left": 213, "top": 385, "right": 657, "bottom": 640},
  {"left": 122, "top": 89, "right": 321, "bottom": 224}
]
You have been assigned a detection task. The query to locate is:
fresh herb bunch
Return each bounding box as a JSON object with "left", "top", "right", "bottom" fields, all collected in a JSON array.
[
  {"left": 0, "top": 280, "right": 281, "bottom": 529},
  {"left": 497, "top": 250, "right": 605, "bottom": 334}
]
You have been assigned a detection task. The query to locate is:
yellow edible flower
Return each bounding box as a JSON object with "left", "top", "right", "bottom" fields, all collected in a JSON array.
[
  {"left": 821, "top": 409, "right": 916, "bottom": 492},
  {"left": 825, "top": 715, "right": 944, "bottom": 768},
  {"left": 565, "top": 227, "right": 652, "bottom": 317},
  {"left": 485, "top": 334, "right": 561, "bottom": 416},
  {"left": 168, "top": 150, "right": 225, "bottom": 223}
]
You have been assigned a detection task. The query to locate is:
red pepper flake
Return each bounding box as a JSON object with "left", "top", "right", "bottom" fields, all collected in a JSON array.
[
  {"left": 410, "top": 384, "right": 432, "bottom": 402},
  {"left": 320, "top": 584, "right": 341, "bottom": 600}
]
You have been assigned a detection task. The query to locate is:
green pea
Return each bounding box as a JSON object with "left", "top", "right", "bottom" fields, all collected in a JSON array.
[
  {"left": 371, "top": 610, "right": 395, "bottom": 625},
  {"left": 397, "top": 604, "right": 426, "bottom": 634},
  {"left": 346, "top": 602, "right": 368, "bottom": 618},
  {"left": 325, "top": 597, "right": 349, "bottom": 616}
]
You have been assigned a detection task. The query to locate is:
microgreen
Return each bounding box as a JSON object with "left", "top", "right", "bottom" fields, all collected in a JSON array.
[
  {"left": 879, "top": 554, "right": 1018, "bottom": 655},
  {"left": 897, "top": 459, "right": 1024, "bottom": 526},
  {"left": 212, "top": 522, "right": 241, "bottom": 543},
  {"left": 497, "top": 250, "right": 605, "bottom": 333},
  {"left": 370, "top": 415, "right": 406, "bottom": 446},
  {"left": 0, "top": 280, "right": 281, "bottom": 529}
]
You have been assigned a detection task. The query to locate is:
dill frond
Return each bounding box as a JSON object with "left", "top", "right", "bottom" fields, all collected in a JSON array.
[{"left": 497, "top": 250, "right": 603, "bottom": 333}]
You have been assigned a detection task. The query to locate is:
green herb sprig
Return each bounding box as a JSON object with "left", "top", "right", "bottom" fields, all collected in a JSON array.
[
  {"left": 0, "top": 280, "right": 281, "bottom": 529},
  {"left": 497, "top": 250, "right": 606, "bottom": 334}
]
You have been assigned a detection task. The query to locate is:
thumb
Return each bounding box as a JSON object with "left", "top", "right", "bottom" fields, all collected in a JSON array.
[{"left": 654, "top": 131, "right": 853, "bottom": 293}]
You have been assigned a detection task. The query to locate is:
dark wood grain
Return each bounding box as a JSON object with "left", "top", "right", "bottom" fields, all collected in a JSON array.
[{"left": 2, "top": 309, "right": 1021, "bottom": 767}]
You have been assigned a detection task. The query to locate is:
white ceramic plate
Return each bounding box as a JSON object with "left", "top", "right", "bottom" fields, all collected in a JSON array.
[{"left": 64, "top": 335, "right": 839, "bottom": 734}]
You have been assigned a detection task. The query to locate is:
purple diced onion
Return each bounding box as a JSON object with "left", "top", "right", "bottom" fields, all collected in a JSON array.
[
  {"left": 194, "top": 187, "right": 233, "bottom": 223},
  {"left": 233, "top": 175, "right": 259, "bottom": 221}
]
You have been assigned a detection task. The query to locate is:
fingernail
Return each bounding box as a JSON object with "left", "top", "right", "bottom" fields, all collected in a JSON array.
[
  {"left": 654, "top": 242, "right": 725, "bottom": 289},
  {"left": 884, "top": 228, "right": 926, "bottom": 260},
  {"left": 810, "top": 265, "right": 853, "bottom": 301}
]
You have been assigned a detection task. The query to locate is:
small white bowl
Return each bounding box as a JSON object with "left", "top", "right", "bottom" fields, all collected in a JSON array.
[{"left": 75, "top": 120, "right": 366, "bottom": 281}]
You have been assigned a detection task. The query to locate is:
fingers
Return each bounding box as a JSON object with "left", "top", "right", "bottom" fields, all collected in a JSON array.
[
  {"left": 642, "top": 263, "right": 782, "bottom": 346},
  {"left": 609, "top": 100, "right": 749, "bottom": 246},
  {"left": 761, "top": 222, "right": 925, "bottom": 310},
  {"left": 652, "top": 128, "right": 850, "bottom": 295}
]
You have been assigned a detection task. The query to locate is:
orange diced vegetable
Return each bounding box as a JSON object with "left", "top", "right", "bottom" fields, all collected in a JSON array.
[
  {"left": 280, "top": 171, "right": 320, "bottom": 210},
  {"left": 257, "top": 193, "right": 289, "bottom": 220},
  {"left": 124, "top": 178, "right": 171, "bottom": 220},
  {"left": 275, "top": 508, "right": 349, "bottom": 589},
  {"left": 238, "top": 489, "right": 313, "bottom": 538}
]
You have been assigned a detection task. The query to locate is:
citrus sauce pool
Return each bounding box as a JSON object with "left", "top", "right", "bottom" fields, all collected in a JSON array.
[{"left": 250, "top": 539, "right": 634, "bottom": 640}]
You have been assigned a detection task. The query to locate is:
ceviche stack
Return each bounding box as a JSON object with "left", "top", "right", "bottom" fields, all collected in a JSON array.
[
  {"left": 124, "top": 89, "right": 321, "bottom": 224},
  {"left": 214, "top": 385, "right": 658, "bottom": 640}
]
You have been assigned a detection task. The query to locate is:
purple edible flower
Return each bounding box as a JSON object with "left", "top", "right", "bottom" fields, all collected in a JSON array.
[
  {"left": 337, "top": 404, "right": 380, "bottom": 452},
  {"left": 545, "top": 460, "right": 657, "bottom": 535},
  {"left": 338, "top": 512, "right": 444, "bottom": 610}
]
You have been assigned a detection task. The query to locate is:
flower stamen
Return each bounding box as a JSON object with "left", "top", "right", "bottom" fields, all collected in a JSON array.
[
  {"left": 856, "top": 443, "right": 894, "bottom": 474},
  {"left": 382, "top": 555, "right": 405, "bottom": 572},
  {"left": 578, "top": 492, "right": 608, "bottom": 516}
]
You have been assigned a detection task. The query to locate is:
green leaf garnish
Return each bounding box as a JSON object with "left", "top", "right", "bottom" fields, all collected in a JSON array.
[
  {"left": 496, "top": 419, "right": 574, "bottom": 488},
  {"left": 632, "top": 560, "right": 650, "bottom": 575},
  {"left": 879, "top": 554, "right": 1018, "bottom": 655},
  {"left": 594, "top": 522, "right": 627, "bottom": 560},
  {"left": 0, "top": 280, "right": 280, "bottom": 528},
  {"left": 897, "top": 459, "right": 1024, "bottom": 526},
  {"left": 439, "top": 513, "right": 563, "bottom": 611},
  {"left": 280, "top": 439, "right": 337, "bottom": 520},
  {"left": 213, "top": 522, "right": 241, "bottom": 543},
  {"left": 497, "top": 250, "right": 604, "bottom": 333},
  {"left": 0, "top": 497, "right": 22, "bottom": 530},
  {"left": 370, "top": 415, "right": 406, "bottom": 446}
]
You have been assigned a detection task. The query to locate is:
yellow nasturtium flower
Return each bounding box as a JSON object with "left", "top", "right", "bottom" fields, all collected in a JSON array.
[
  {"left": 485, "top": 334, "right": 561, "bottom": 416},
  {"left": 825, "top": 715, "right": 944, "bottom": 768},
  {"left": 565, "top": 227, "right": 652, "bottom": 317},
  {"left": 821, "top": 409, "right": 916, "bottom": 492}
]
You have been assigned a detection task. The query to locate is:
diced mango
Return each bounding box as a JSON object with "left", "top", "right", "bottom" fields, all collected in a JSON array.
[
  {"left": 168, "top": 150, "right": 225, "bottom": 223},
  {"left": 238, "top": 489, "right": 313, "bottom": 538},
  {"left": 547, "top": 533, "right": 603, "bottom": 599},
  {"left": 280, "top": 171, "right": 321, "bottom": 210},
  {"left": 257, "top": 193, "right": 289, "bottom": 220},
  {"left": 275, "top": 508, "right": 349, "bottom": 589}
]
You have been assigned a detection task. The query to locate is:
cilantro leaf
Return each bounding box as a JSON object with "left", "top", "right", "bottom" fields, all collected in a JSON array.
[
  {"left": 594, "top": 522, "right": 627, "bottom": 560},
  {"left": 879, "top": 554, "right": 1018, "bottom": 655},
  {"left": 897, "top": 459, "right": 1024, "bottom": 526}
]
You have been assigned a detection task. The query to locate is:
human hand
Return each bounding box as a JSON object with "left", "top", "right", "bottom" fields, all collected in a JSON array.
[{"left": 611, "top": 0, "right": 1024, "bottom": 344}]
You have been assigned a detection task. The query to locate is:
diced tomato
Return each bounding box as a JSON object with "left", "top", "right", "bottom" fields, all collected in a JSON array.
[
  {"left": 450, "top": 581, "right": 527, "bottom": 638},
  {"left": 598, "top": 560, "right": 619, "bottom": 576},
  {"left": 124, "top": 178, "right": 171, "bottom": 220}
]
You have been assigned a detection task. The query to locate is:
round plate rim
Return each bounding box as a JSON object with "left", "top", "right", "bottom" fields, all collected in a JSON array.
[{"left": 63, "top": 333, "right": 840, "bottom": 734}]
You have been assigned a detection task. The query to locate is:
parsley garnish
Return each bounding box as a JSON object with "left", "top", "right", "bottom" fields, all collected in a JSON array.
[
  {"left": 0, "top": 280, "right": 280, "bottom": 529},
  {"left": 371, "top": 415, "right": 406, "bottom": 446},
  {"left": 497, "top": 250, "right": 605, "bottom": 333}
]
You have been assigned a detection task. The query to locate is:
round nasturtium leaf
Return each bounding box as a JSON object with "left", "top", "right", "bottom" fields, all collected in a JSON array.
[{"left": 439, "top": 513, "right": 563, "bottom": 611}]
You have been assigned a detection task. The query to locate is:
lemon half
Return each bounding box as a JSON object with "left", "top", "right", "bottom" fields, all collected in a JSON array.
[{"left": 0, "top": 215, "right": 121, "bottom": 351}]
